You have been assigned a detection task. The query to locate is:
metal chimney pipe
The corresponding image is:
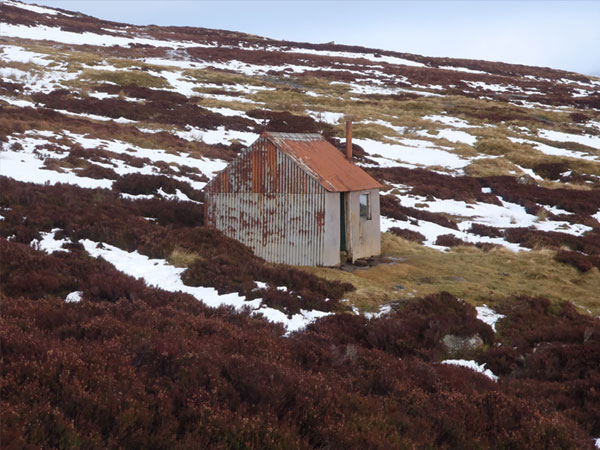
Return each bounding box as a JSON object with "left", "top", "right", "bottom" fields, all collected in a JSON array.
[{"left": 346, "top": 120, "right": 352, "bottom": 160}]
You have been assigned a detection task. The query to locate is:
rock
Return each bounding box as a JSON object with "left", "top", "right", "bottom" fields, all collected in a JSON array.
[
  {"left": 517, "top": 174, "right": 537, "bottom": 185},
  {"left": 354, "top": 258, "right": 369, "bottom": 267},
  {"left": 388, "top": 300, "right": 409, "bottom": 309},
  {"left": 387, "top": 256, "right": 406, "bottom": 263},
  {"left": 394, "top": 284, "right": 405, "bottom": 290},
  {"left": 448, "top": 276, "right": 466, "bottom": 282},
  {"left": 442, "top": 334, "right": 484, "bottom": 354}
]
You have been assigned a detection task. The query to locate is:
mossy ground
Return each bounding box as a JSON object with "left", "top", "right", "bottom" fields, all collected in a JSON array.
[{"left": 304, "top": 233, "right": 600, "bottom": 315}]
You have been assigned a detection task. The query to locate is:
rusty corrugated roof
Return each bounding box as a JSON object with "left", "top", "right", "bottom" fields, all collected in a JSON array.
[{"left": 262, "top": 131, "right": 381, "bottom": 192}]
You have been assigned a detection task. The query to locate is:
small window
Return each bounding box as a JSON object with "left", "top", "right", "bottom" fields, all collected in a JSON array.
[{"left": 359, "top": 193, "right": 371, "bottom": 219}]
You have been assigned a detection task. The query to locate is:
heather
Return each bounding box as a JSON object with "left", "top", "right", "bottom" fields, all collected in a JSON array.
[
  {"left": 2, "top": 177, "right": 599, "bottom": 447},
  {"left": 31, "top": 89, "right": 256, "bottom": 132},
  {"left": 0, "top": 178, "right": 351, "bottom": 315},
  {"left": 2, "top": 2, "right": 600, "bottom": 447},
  {"left": 2, "top": 282, "right": 598, "bottom": 449}
]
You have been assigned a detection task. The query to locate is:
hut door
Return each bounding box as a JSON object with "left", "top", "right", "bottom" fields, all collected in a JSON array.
[{"left": 340, "top": 193, "right": 347, "bottom": 251}]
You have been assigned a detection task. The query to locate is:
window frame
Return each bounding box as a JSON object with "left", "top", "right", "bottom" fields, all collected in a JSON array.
[{"left": 359, "top": 192, "right": 371, "bottom": 220}]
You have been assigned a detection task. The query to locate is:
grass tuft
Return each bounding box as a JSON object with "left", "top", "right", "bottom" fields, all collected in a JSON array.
[
  {"left": 167, "top": 247, "right": 201, "bottom": 267},
  {"left": 79, "top": 69, "right": 172, "bottom": 89}
]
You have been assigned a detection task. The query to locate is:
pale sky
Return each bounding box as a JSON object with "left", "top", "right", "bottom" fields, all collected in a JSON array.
[{"left": 22, "top": 1, "right": 600, "bottom": 76}]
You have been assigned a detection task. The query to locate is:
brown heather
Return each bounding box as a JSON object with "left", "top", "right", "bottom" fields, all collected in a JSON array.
[
  {"left": 1, "top": 178, "right": 599, "bottom": 448},
  {"left": 2, "top": 5, "right": 600, "bottom": 446}
]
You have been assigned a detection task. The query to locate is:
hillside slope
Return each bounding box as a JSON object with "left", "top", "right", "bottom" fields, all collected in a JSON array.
[
  {"left": 1, "top": 1, "right": 600, "bottom": 448},
  {"left": 2, "top": 0, "right": 599, "bottom": 313}
]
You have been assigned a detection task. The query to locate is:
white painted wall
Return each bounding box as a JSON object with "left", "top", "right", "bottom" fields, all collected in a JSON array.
[
  {"left": 345, "top": 189, "right": 381, "bottom": 261},
  {"left": 323, "top": 191, "right": 341, "bottom": 266}
]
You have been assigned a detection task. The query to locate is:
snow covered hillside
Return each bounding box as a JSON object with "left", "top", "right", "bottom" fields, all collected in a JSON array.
[{"left": 2, "top": 0, "right": 600, "bottom": 318}]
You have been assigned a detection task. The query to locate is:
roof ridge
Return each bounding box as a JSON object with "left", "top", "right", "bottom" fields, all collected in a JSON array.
[
  {"left": 262, "top": 131, "right": 324, "bottom": 141},
  {"left": 263, "top": 133, "right": 381, "bottom": 192}
]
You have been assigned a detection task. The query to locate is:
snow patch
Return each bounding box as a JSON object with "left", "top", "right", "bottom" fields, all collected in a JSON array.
[
  {"left": 176, "top": 126, "right": 257, "bottom": 148},
  {"left": 465, "top": 81, "right": 511, "bottom": 93},
  {"left": 69, "top": 237, "right": 331, "bottom": 333},
  {"left": 4, "top": 0, "right": 73, "bottom": 16},
  {"left": 355, "top": 138, "right": 471, "bottom": 171},
  {"left": 0, "top": 45, "right": 52, "bottom": 66},
  {"left": 63, "top": 130, "right": 225, "bottom": 184},
  {"left": 538, "top": 129, "right": 600, "bottom": 151},
  {"left": 418, "top": 129, "right": 477, "bottom": 146},
  {"left": 0, "top": 95, "right": 36, "bottom": 108},
  {"left": 442, "top": 359, "right": 498, "bottom": 381},
  {"left": 65, "top": 291, "right": 83, "bottom": 303},
  {"left": 1, "top": 23, "right": 201, "bottom": 49},
  {"left": 55, "top": 110, "right": 136, "bottom": 124},
  {"left": 284, "top": 47, "right": 426, "bottom": 67},
  {"left": 31, "top": 228, "right": 71, "bottom": 254},
  {"left": 144, "top": 57, "right": 314, "bottom": 77},
  {"left": 254, "top": 281, "right": 268, "bottom": 291},
  {"left": 156, "top": 188, "right": 200, "bottom": 204},
  {"left": 509, "top": 137, "right": 598, "bottom": 161},
  {"left": 364, "top": 304, "right": 393, "bottom": 319},
  {"left": 423, "top": 115, "right": 476, "bottom": 129},
  {"left": 476, "top": 305, "right": 505, "bottom": 332},
  {"left": 306, "top": 110, "right": 345, "bottom": 125},
  {"left": 514, "top": 164, "right": 543, "bottom": 181},
  {"left": 439, "top": 66, "right": 488, "bottom": 75},
  {"left": 2, "top": 135, "right": 114, "bottom": 189}
]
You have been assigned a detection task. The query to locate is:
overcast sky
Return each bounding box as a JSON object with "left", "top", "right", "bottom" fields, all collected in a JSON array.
[{"left": 24, "top": 0, "right": 600, "bottom": 76}]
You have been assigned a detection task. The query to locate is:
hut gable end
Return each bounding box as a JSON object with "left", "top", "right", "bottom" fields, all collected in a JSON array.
[
  {"left": 265, "top": 132, "right": 381, "bottom": 192},
  {"left": 206, "top": 136, "right": 322, "bottom": 195}
]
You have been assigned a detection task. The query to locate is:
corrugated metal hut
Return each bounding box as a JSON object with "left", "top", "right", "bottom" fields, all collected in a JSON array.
[{"left": 204, "top": 124, "right": 381, "bottom": 266}]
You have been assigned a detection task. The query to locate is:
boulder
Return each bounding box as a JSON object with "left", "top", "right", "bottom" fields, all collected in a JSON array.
[{"left": 442, "top": 334, "right": 484, "bottom": 354}]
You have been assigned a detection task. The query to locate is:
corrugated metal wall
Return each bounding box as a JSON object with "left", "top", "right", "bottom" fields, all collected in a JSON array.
[{"left": 205, "top": 138, "right": 329, "bottom": 266}]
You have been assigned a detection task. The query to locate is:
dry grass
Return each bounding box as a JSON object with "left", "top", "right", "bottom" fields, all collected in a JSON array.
[
  {"left": 192, "top": 97, "right": 260, "bottom": 112},
  {"left": 75, "top": 69, "right": 172, "bottom": 89},
  {"left": 469, "top": 133, "right": 600, "bottom": 182},
  {"left": 167, "top": 247, "right": 201, "bottom": 267},
  {"left": 304, "top": 233, "right": 600, "bottom": 316},
  {"left": 352, "top": 124, "right": 400, "bottom": 143},
  {"left": 475, "top": 137, "right": 520, "bottom": 156},
  {"left": 536, "top": 208, "right": 549, "bottom": 221},
  {"left": 451, "top": 142, "right": 480, "bottom": 158},
  {"left": 298, "top": 76, "right": 351, "bottom": 96},
  {"left": 249, "top": 89, "right": 320, "bottom": 113},
  {"left": 347, "top": 97, "right": 441, "bottom": 125},
  {"left": 0, "top": 60, "right": 46, "bottom": 76},
  {"left": 24, "top": 45, "right": 104, "bottom": 72},
  {"left": 183, "top": 68, "right": 275, "bottom": 89}
]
